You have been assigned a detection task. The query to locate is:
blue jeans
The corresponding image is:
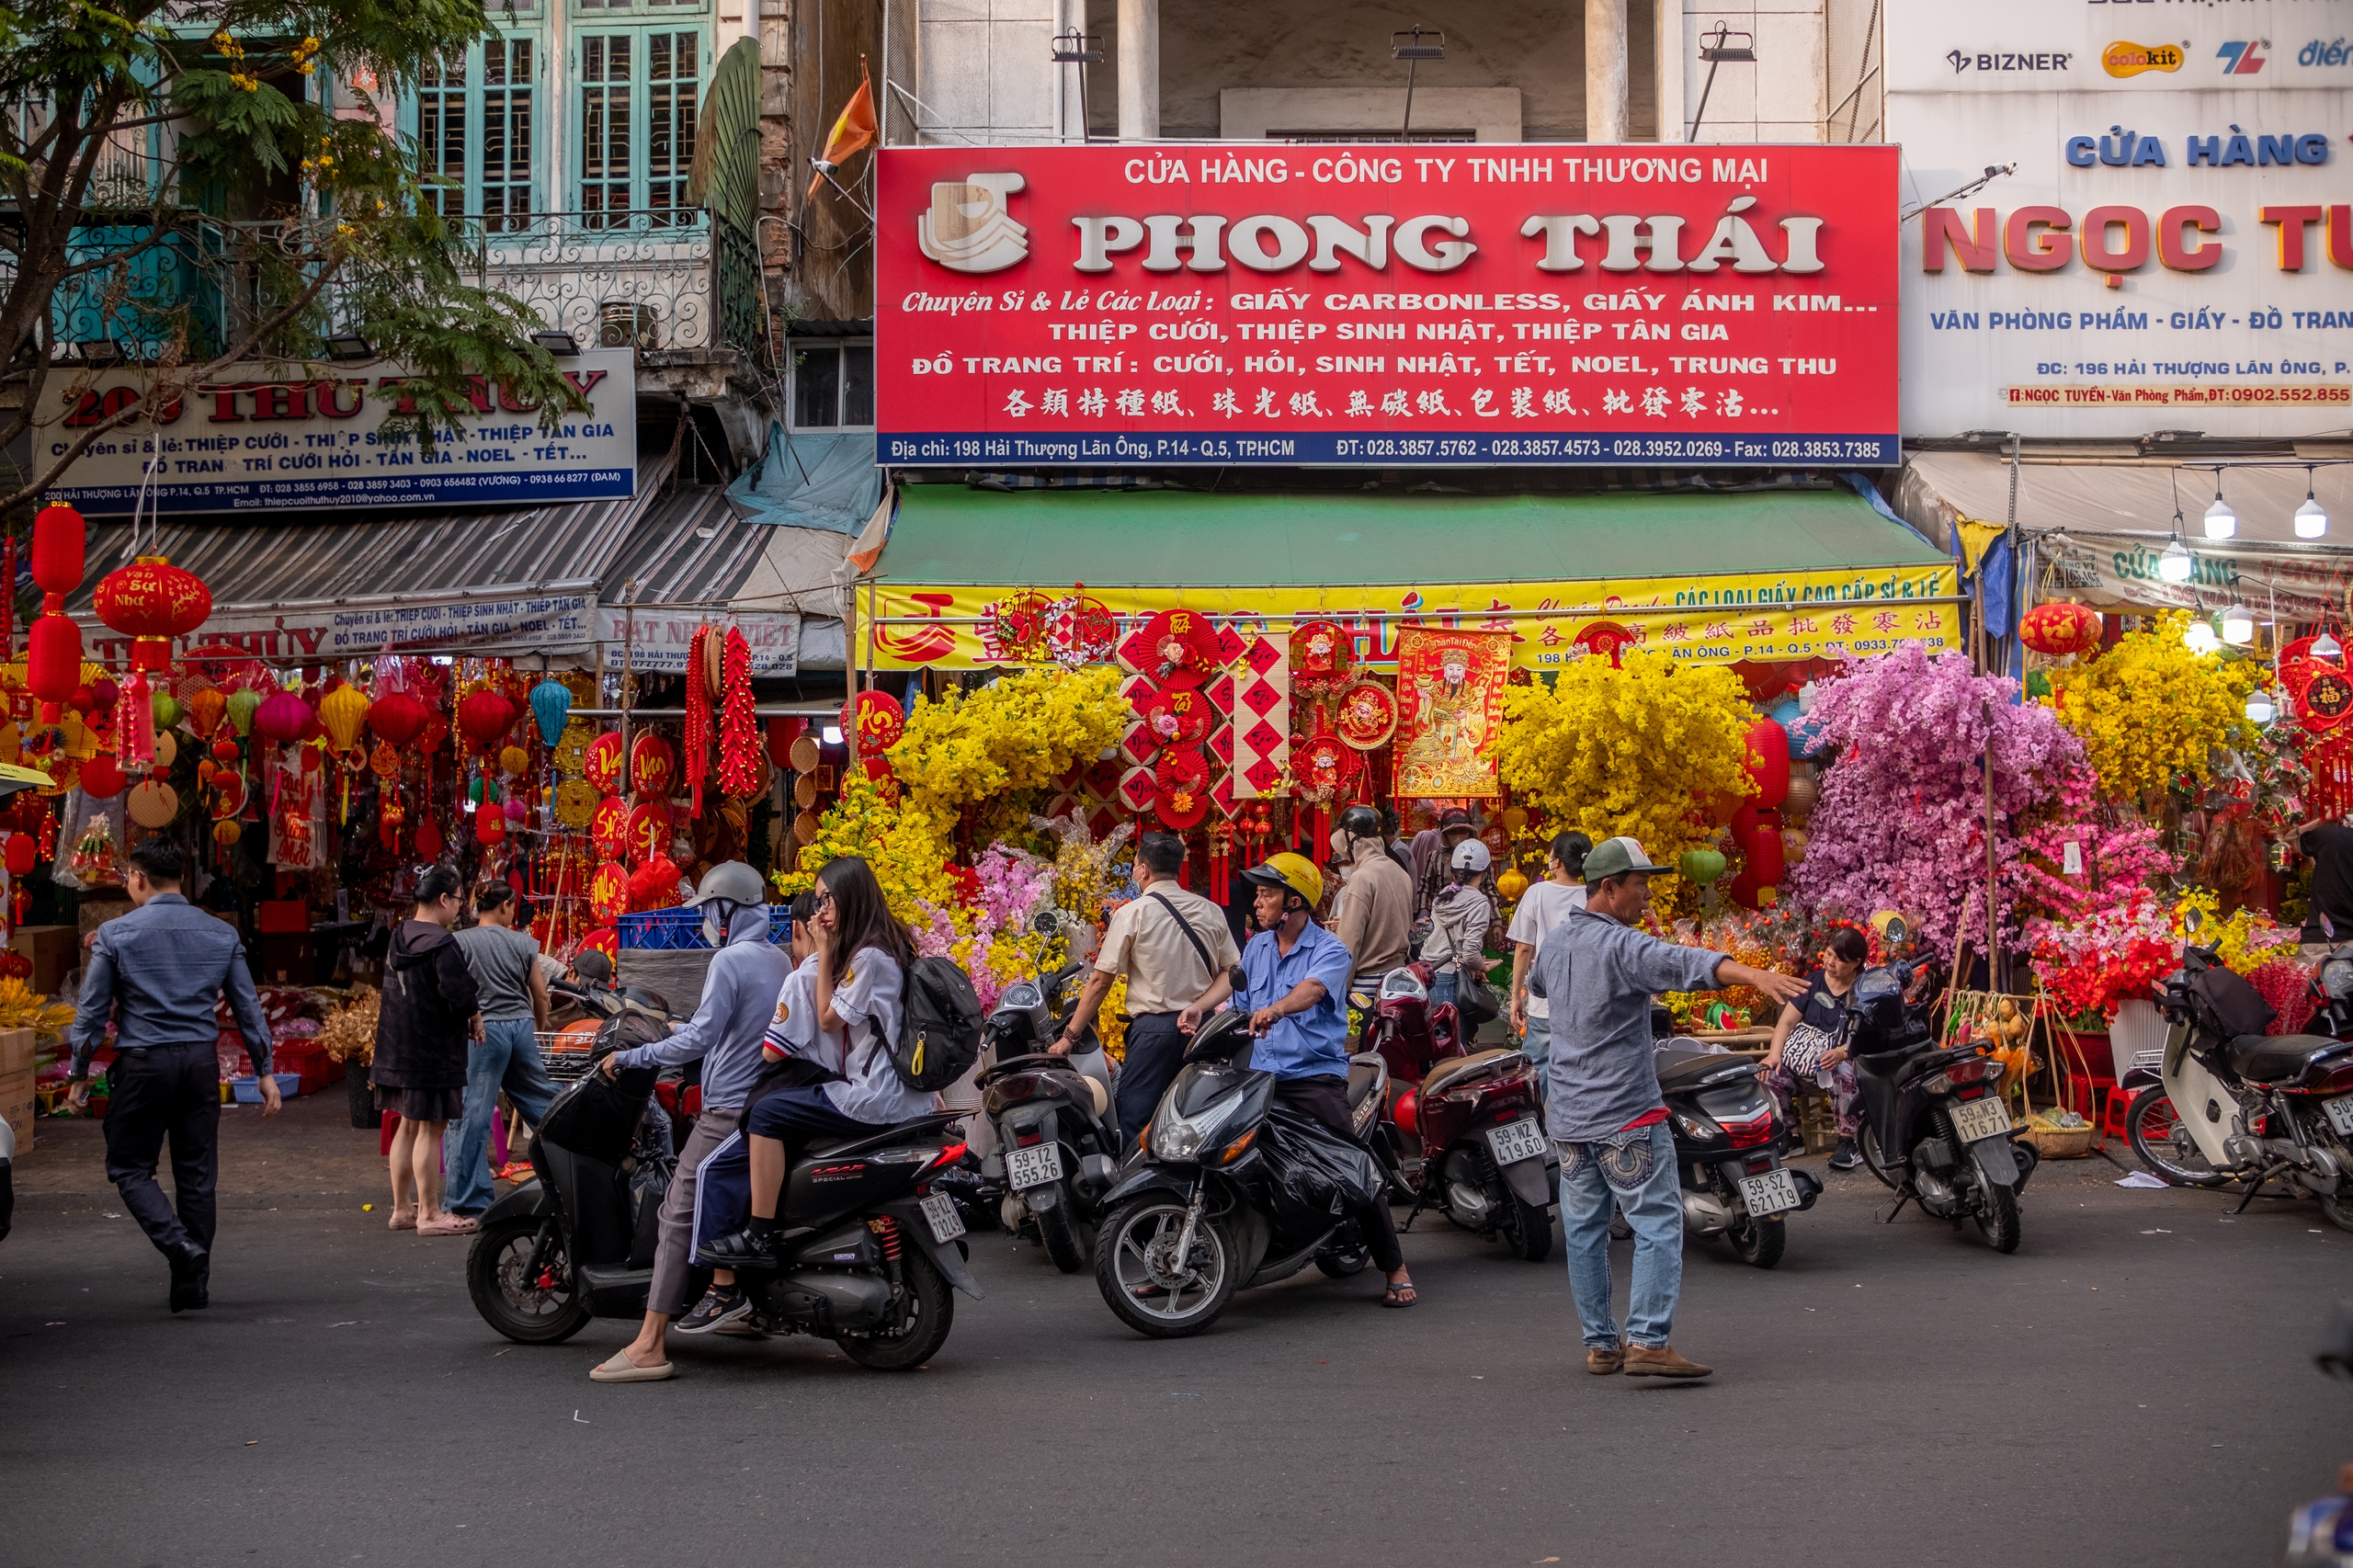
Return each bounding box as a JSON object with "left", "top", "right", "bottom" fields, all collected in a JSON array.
[
  {"left": 1519, "top": 1013, "right": 1552, "bottom": 1104},
  {"left": 447, "top": 1018, "right": 558, "bottom": 1217},
  {"left": 1558, "top": 1120, "right": 1682, "bottom": 1350},
  {"left": 1429, "top": 969, "right": 1459, "bottom": 1009}
]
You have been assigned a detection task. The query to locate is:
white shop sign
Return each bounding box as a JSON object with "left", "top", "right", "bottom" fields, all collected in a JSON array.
[
  {"left": 1890, "top": 0, "right": 2353, "bottom": 438},
  {"left": 44, "top": 349, "right": 637, "bottom": 514}
]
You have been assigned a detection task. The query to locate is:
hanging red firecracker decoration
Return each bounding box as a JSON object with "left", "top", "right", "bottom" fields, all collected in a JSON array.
[
  {"left": 92, "top": 554, "right": 211, "bottom": 672},
  {"left": 457, "top": 688, "right": 517, "bottom": 753},
  {"left": 1209, "top": 820, "right": 1234, "bottom": 904},
  {"left": 368, "top": 690, "right": 431, "bottom": 748},
  {"left": 717, "top": 628, "right": 762, "bottom": 796},
  {"left": 582, "top": 730, "right": 624, "bottom": 793},
  {"left": 629, "top": 732, "right": 676, "bottom": 800},
  {"left": 1, "top": 536, "right": 15, "bottom": 660},
  {"left": 115, "top": 672, "right": 157, "bottom": 770},
  {"left": 683, "top": 624, "right": 717, "bottom": 815}
]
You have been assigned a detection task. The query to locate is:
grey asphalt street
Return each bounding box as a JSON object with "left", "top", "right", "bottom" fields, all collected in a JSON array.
[{"left": 1, "top": 1105, "right": 2346, "bottom": 1568}]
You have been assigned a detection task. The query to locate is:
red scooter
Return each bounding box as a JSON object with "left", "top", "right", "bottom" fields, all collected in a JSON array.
[{"left": 1348, "top": 963, "right": 1560, "bottom": 1262}]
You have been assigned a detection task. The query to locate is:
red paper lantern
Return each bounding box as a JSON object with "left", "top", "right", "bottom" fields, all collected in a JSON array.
[
  {"left": 26, "top": 614, "right": 81, "bottom": 706},
  {"left": 4, "top": 834, "right": 34, "bottom": 876},
  {"left": 629, "top": 733, "right": 676, "bottom": 799},
  {"left": 67, "top": 683, "right": 99, "bottom": 715},
  {"left": 628, "top": 853, "right": 683, "bottom": 911},
  {"left": 29, "top": 505, "right": 84, "bottom": 598},
  {"left": 475, "top": 805, "right": 506, "bottom": 845},
  {"left": 1744, "top": 719, "right": 1791, "bottom": 809},
  {"left": 2019, "top": 601, "right": 2103, "bottom": 658},
  {"left": 457, "top": 689, "right": 517, "bottom": 752},
  {"left": 254, "top": 690, "right": 313, "bottom": 744},
  {"left": 368, "top": 691, "right": 431, "bottom": 747},
  {"left": 92, "top": 555, "right": 210, "bottom": 672},
  {"left": 766, "top": 716, "right": 807, "bottom": 769},
  {"left": 210, "top": 738, "right": 241, "bottom": 763},
  {"left": 583, "top": 731, "right": 624, "bottom": 793},
  {"left": 1745, "top": 822, "right": 1786, "bottom": 888},
  {"left": 78, "top": 754, "right": 126, "bottom": 799}
]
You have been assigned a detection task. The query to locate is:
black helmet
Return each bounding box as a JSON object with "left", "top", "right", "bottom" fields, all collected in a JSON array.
[{"left": 1336, "top": 804, "right": 1383, "bottom": 842}]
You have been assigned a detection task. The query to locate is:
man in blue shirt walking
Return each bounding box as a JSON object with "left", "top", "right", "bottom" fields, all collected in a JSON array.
[
  {"left": 67, "top": 837, "right": 275, "bottom": 1312},
  {"left": 1182, "top": 852, "right": 1416, "bottom": 1308}
]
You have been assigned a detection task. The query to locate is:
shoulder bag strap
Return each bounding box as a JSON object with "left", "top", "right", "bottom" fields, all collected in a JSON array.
[{"left": 1148, "top": 891, "right": 1220, "bottom": 982}]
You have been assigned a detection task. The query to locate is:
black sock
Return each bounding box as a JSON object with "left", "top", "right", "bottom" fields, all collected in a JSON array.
[{"left": 747, "top": 1215, "right": 776, "bottom": 1240}]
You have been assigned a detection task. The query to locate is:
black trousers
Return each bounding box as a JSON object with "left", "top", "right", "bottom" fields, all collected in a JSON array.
[
  {"left": 1274, "top": 1077, "right": 1405, "bottom": 1274},
  {"left": 1115, "top": 1012, "right": 1187, "bottom": 1153},
  {"left": 102, "top": 1042, "right": 221, "bottom": 1269}
]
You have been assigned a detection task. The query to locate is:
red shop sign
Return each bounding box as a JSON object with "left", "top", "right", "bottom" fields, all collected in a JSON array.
[{"left": 876, "top": 144, "right": 1899, "bottom": 469}]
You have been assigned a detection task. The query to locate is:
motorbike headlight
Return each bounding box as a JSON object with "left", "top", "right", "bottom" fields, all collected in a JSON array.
[
  {"left": 1379, "top": 968, "right": 1427, "bottom": 1003},
  {"left": 2324, "top": 957, "right": 2353, "bottom": 1002},
  {"left": 1150, "top": 1093, "right": 1243, "bottom": 1162}
]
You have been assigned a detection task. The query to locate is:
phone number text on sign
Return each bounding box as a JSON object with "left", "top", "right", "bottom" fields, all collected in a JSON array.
[{"left": 876, "top": 145, "right": 1899, "bottom": 467}]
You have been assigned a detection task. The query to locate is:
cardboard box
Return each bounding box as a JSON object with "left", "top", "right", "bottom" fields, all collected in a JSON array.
[
  {"left": 0, "top": 1027, "right": 33, "bottom": 1077},
  {"left": 0, "top": 1065, "right": 32, "bottom": 1155},
  {"left": 12, "top": 925, "right": 81, "bottom": 998}
]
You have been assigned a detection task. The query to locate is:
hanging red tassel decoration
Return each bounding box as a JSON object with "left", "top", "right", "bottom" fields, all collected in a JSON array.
[
  {"left": 1, "top": 535, "right": 15, "bottom": 659},
  {"left": 682, "top": 624, "right": 714, "bottom": 816},
  {"left": 1210, "top": 820, "right": 1232, "bottom": 905},
  {"left": 716, "top": 628, "right": 761, "bottom": 797},
  {"left": 117, "top": 671, "right": 156, "bottom": 768}
]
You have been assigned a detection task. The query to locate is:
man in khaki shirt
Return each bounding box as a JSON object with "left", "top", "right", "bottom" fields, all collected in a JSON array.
[
  {"left": 1328, "top": 804, "right": 1413, "bottom": 985},
  {"left": 1053, "top": 832, "right": 1239, "bottom": 1149}
]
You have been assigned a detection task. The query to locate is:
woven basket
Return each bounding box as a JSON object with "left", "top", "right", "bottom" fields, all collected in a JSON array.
[{"left": 2022, "top": 1113, "right": 2096, "bottom": 1159}]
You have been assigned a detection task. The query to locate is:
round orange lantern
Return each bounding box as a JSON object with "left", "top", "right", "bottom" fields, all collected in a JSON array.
[
  {"left": 589, "top": 859, "right": 630, "bottom": 923},
  {"left": 582, "top": 731, "right": 624, "bottom": 794},
  {"left": 629, "top": 733, "right": 676, "bottom": 799},
  {"left": 92, "top": 555, "right": 210, "bottom": 672},
  {"left": 2019, "top": 601, "right": 2103, "bottom": 658}
]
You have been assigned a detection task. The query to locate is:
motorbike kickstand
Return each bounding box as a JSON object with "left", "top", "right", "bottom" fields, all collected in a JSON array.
[
  {"left": 1881, "top": 1185, "right": 1914, "bottom": 1224},
  {"left": 2231, "top": 1163, "right": 2289, "bottom": 1215},
  {"left": 1398, "top": 1190, "right": 1431, "bottom": 1234}
]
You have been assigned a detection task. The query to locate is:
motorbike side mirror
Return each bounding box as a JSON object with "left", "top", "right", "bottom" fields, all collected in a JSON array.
[
  {"left": 1228, "top": 964, "right": 1247, "bottom": 992},
  {"left": 1881, "top": 916, "right": 1909, "bottom": 949}
]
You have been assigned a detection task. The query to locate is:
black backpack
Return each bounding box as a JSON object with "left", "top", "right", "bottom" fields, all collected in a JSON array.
[{"left": 867, "top": 954, "right": 984, "bottom": 1092}]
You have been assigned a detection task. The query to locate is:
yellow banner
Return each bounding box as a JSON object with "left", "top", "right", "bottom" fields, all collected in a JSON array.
[{"left": 869, "top": 563, "right": 1964, "bottom": 671}]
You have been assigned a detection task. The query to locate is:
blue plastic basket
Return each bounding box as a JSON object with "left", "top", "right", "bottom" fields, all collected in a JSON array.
[
  {"left": 230, "top": 1073, "right": 302, "bottom": 1104},
  {"left": 618, "top": 908, "right": 708, "bottom": 949}
]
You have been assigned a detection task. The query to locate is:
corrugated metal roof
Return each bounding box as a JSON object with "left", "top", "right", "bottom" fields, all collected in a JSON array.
[{"left": 65, "top": 452, "right": 773, "bottom": 617}]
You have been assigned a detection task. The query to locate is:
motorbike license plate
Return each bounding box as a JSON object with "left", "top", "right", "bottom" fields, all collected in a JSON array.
[
  {"left": 2325, "top": 1095, "right": 2353, "bottom": 1138},
  {"left": 918, "top": 1192, "right": 965, "bottom": 1244},
  {"left": 1738, "top": 1168, "right": 1802, "bottom": 1217},
  {"left": 1485, "top": 1118, "right": 1548, "bottom": 1165},
  {"left": 1006, "top": 1142, "right": 1063, "bottom": 1191},
  {"left": 1949, "top": 1097, "right": 2014, "bottom": 1144}
]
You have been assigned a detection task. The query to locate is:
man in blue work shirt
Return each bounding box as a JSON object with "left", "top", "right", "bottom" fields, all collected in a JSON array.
[
  {"left": 1182, "top": 852, "right": 1416, "bottom": 1308},
  {"left": 67, "top": 837, "right": 275, "bottom": 1312}
]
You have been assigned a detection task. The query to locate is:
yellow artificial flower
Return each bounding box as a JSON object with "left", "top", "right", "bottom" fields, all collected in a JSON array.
[{"left": 2044, "top": 609, "right": 2259, "bottom": 801}]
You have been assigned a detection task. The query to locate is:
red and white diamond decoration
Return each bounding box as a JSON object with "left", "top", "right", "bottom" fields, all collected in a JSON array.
[{"left": 1232, "top": 631, "right": 1290, "bottom": 800}]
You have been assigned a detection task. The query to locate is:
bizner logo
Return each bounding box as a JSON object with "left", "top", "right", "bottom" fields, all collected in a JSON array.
[
  {"left": 2103, "top": 40, "right": 2183, "bottom": 78},
  {"left": 916, "top": 173, "right": 1029, "bottom": 274}
]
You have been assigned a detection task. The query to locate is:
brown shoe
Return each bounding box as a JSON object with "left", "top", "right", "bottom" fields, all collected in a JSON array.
[
  {"left": 1624, "top": 1344, "right": 1712, "bottom": 1379},
  {"left": 1586, "top": 1345, "right": 1624, "bottom": 1375}
]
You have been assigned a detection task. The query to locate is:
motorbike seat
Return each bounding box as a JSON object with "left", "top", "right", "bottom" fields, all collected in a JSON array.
[
  {"left": 1654, "top": 1048, "right": 1753, "bottom": 1089},
  {"left": 1346, "top": 1057, "right": 1383, "bottom": 1109},
  {"left": 2227, "top": 1032, "right": 2337, "bottom": 1084},
  {"left": 1421, "top": 1048, "right": 1518, "bottom": 1098}
]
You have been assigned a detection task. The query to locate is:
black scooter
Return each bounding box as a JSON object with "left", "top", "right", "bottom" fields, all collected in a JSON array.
[
  {"left": 1844, "top": 929, "right": 2040, "bottom": 1252},
  {"left": 466, "top": 984, "right": 984, "bottom": 1369},
  {"left": 1653, "top": 1027, "right": 1823, "bottom": 1269},
  {"left": 1091, "top": 979, "right": 1387, "bottom": 1338},
  {"left": 975, "top": 963, "right": 1123, "bottom": 1272}
]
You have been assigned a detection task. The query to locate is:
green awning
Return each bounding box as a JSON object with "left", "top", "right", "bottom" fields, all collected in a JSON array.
[{"left": 878, "top": 483, "right": 1946, "bottom": 588}]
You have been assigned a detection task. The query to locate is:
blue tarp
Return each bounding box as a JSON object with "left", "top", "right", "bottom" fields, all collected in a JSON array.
[{"left": 726, "top": 426, "right": 882, "bottom": 533}]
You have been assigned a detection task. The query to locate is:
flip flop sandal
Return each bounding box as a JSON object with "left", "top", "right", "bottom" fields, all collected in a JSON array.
[
  {"left": 1382, "top": 1281, "right": 1418, "bottom": 1309},
  {"left": 589, "top": 1351, "right": 675, "bottom": 1382}
]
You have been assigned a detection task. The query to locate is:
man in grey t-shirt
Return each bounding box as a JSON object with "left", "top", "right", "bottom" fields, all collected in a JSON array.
[
  {"left": 447, "top": 882, "right": 559, "bottom": 1221},
  {"left": 1529, "top": 837, "right": 1804, "bottom": 1381}
]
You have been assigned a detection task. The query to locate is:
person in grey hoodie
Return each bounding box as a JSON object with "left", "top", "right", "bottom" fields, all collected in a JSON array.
[{"left": 588, "top": 861, "right": 789, "bottom": 1383}]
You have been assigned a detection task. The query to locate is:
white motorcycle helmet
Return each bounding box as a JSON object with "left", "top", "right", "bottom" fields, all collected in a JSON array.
[{"left": 1449, "top": 838, "right": 1492, "bottom": 874}]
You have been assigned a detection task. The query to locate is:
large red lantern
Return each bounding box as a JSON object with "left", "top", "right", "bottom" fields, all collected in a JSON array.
[
  {"left": 368, "top": 690, "right": 431, "bottom": 747},
  {"left": 457, "top": 689, "right": 517, "bottom": 752},
  {"left": 25, "top": 614, "right": 80, "bottom": 707},
  {"left": 1744, "top": 821, "right": 1786, "bottom": 888},
  {"left": 92, "top": 555, "right": 210, "bottom": 672},
  {"left": 766, "top": 716, "right": 807, "bottom": 769},
  {"left": 78, "top": 753, "right": 126, "bottom": 800},
  {"left": 30, "top": 505, "right": 83, "bottom": 598},
  {"left": 26, "top": 504, "right": 84, "bottom": 718},
  {"left": 1743, "top": 719, "right": 1791, "bottom": 809},
  {"left": 2019, "top": 601, "right": 2103, "bottom": 658}
]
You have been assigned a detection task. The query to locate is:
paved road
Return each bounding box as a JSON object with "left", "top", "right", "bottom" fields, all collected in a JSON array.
[{"left": 2, "top": 1099, "right": 2346, "bottom": 1568}]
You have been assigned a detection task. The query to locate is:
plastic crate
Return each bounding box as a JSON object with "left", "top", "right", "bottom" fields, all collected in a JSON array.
[
  {"left": 230, "top": 1073, "right": 303, "bottom": 1104},
  {"left": 270, "top": 1042, "right": 346, "bottom": 1096},
  {"left": 618, "top": 908, "right": 708, "bottom": 950}
]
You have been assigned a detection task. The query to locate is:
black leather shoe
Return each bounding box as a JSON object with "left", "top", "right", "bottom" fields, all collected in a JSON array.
[
  {"left": 698, "top": 1227, "right": 778, "bottom": 1270},
  {"left": 165, "top": 1240, "right": 209, "bottom": 1312}
]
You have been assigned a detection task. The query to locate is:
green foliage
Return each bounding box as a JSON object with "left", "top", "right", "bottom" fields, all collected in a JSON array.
[{"left": 0, "top": 0, "right": 585, "bottom": 508}]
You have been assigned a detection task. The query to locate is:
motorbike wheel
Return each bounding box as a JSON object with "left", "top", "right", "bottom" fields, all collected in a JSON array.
[
  {"left": 2125, "top": 1085, "right": 2229, "bottom": 1187},
  {"left": 1728, "top": 1213, "right": 1787, "bottom": 1269},
  {"left": 1036, "top": 1191, "right": 1087, "bottom": 1275},
  {"left": 1499, "top": 1187, "right": 1553, "bottom": 1263},
  {"left": 1095, "top": 1195, "right": 1239, "bottom": 1339},
  {"left": 1857, "top": 1119, "right": 1902, "bottom": 1190},
  {"left": 1972, "top": 1181, "right": 2022, "bottom": 1254},
  {"left": 467, "top": 1218, "right": 589, "bottom": 1345},
  {"left": 835, "top": 1249, "right": 955, "bottom": 1370}
]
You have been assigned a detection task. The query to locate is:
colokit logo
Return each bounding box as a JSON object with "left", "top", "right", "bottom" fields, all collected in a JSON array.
[
  {"left": 2217, "top": 40, "right": 2268, "bottom": 75},
  {"left": 2102, "top": 40, "right": 2183, "bottom": 78},
  {"left": 916, "top": 173, "right": 1029, "bottom": 274}
]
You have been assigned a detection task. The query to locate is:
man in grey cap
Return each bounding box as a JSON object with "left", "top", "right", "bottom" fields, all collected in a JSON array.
[
  {"left": 589, "top": 860, "right": 786, "bottom": 1382},
  {"left": 1529, "top": 836, "right": 1805, "bottom": 1381}
]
